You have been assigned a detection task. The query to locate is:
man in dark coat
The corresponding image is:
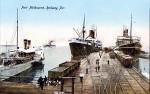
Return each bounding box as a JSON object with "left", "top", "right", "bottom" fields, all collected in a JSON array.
[
  {"left": 108, "top": 60, "right": 109, "bottom": 65},
  {"left": 38, "top": 76, "right": 44, "bottom": 90}
]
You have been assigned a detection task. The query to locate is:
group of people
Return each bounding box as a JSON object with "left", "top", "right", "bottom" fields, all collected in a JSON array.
[
  {"left": 37, "top": 76, "right": 48, "bottom": 90},
  {"left": 95, "top": 59, "right": 110, "bottom": 72},
  {"left": 38, "top": 76, "right": 63, "bottom": 90},
  {"left": 48, "top": 79, "right": 62, "bottom": 86}
]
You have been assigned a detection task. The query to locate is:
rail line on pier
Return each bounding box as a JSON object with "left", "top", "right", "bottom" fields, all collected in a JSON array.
[{"left": 87, "top": 52, "right": 149, "bottom": 94}]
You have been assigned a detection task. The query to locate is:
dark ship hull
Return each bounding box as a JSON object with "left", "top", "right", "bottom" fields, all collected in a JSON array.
[
  {"left": 116, "top": 24, "right": 141, "bottom": 56},
  {"left": 69, "top": 16, "right": 102, "bottom": 59},
  {"left": 118, "top": 42, "right": 141, "bottom": 56},
  {"left": 69, "top": 42, "right": 101, "bottom": 59}
]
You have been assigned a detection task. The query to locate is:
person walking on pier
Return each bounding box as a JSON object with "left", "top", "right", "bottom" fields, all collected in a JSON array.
[
  {"left": 98, "top": 65, "right": 100, "bottom": 71},
  {"left": 95, "top": 66, "right": 97, "bottom": 72},
  {"left": 79, "top": 72, "right": 84, "bottom": 83},
  {"left": 107, "top": 60, "right": 109, "bottom": 65},
  {"left": 38, "top": 76, "right": 44, "bottom": 90},
  {"left": 96, "top": 59, "right": 99, "bottom": 65}
]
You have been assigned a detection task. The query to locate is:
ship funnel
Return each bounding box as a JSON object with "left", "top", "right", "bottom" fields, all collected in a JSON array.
[
  {"left": 89, "top": 30, "right": 95, "bottom": 38},
  {"left": 24, "top": 39, "right": 28, "bottom": 49},
  {"left": 123, "top": 29, "right": 128, "bottom": 37},
  {"left": 27, "top": 40, "right": 31, "bottom": 49}
]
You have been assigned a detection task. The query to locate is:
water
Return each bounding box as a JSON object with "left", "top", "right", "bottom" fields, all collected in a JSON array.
[
  {"left": 133, "top": 58, "right": 149, "bottom": 79},
  {"left": 0, "top": 46, "right": 149, "bottom": 83},
  {"left": 31, "top": 46, "right": 71, "bottom": 83},
  {"left": 1, "top": 46, "right": 71, "bottom": 83},
  {"left": 0, "top": 45, "right": 16, "bottom": 53}
]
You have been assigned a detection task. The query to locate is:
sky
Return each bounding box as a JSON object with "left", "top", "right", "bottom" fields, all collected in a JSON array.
[{"left": 0, "top": 0, "right": 149, "bottom": 51}]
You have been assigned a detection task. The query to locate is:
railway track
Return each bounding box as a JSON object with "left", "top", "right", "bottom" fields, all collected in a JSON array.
[
  {"left": 111, "top": 56, "right": 149, "bottom": 94},
  {"left": 88, "top": 52, "right": 149, "bottom": 94},
  {"left": 88, "top": 53, "right": 100, "bottom": 94},
  {"left": 89, "top": 52, "right": 113, "bottom": 94},
  {"left": 111, "top": 59, "right": 135, "bottom": 94},
  {"left": 126, "top": 68, "right": 149, "bottom": 94}
]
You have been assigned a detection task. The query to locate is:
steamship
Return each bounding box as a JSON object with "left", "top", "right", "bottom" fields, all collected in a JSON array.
[
  {"left": 0, "top": 9, "right": 44, "bottom": 80},
  {"left": 0, "top": 39, "right": 44, "bottom": 80},
  {"left": 69, "top": 17, "right": 102, "bottom": 58},
  {"left": 43, "top": 40, "right": 56, "bottom": 47},
  {"left": 116, "top": 15, "right": 141, "bottom": 56}
]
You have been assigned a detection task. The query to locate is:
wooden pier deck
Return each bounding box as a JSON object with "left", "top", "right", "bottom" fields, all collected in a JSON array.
[
  {"left": 90, "top": 52, "right": 148, "bottom": 94},
  {"left": 85, "top": 52, "right": 149, "bottom": 94},
  {"left": 0, "top": 51, "right": 149, "bottom": 94},
  {"left": 61, "top": 52, "right": 149, "bottom": 94}
]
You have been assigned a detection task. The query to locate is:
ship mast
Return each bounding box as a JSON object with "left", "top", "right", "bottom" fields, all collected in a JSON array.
[
  {"left": 17, "top": 9, "right": 19, "bottom": 49},
  {"left": 95, "top": 26, "right": 97, "bottom": 38},
  {"left": 82, "top": 14, "right": 85, "bottom": 40},
  {"left": 130, "top": 13, "right": 132, "bottom": 43}
]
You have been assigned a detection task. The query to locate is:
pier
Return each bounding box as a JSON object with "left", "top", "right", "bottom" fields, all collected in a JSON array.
[{"left": 0, "top": 51, "right": 149, "bottom": 94}]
